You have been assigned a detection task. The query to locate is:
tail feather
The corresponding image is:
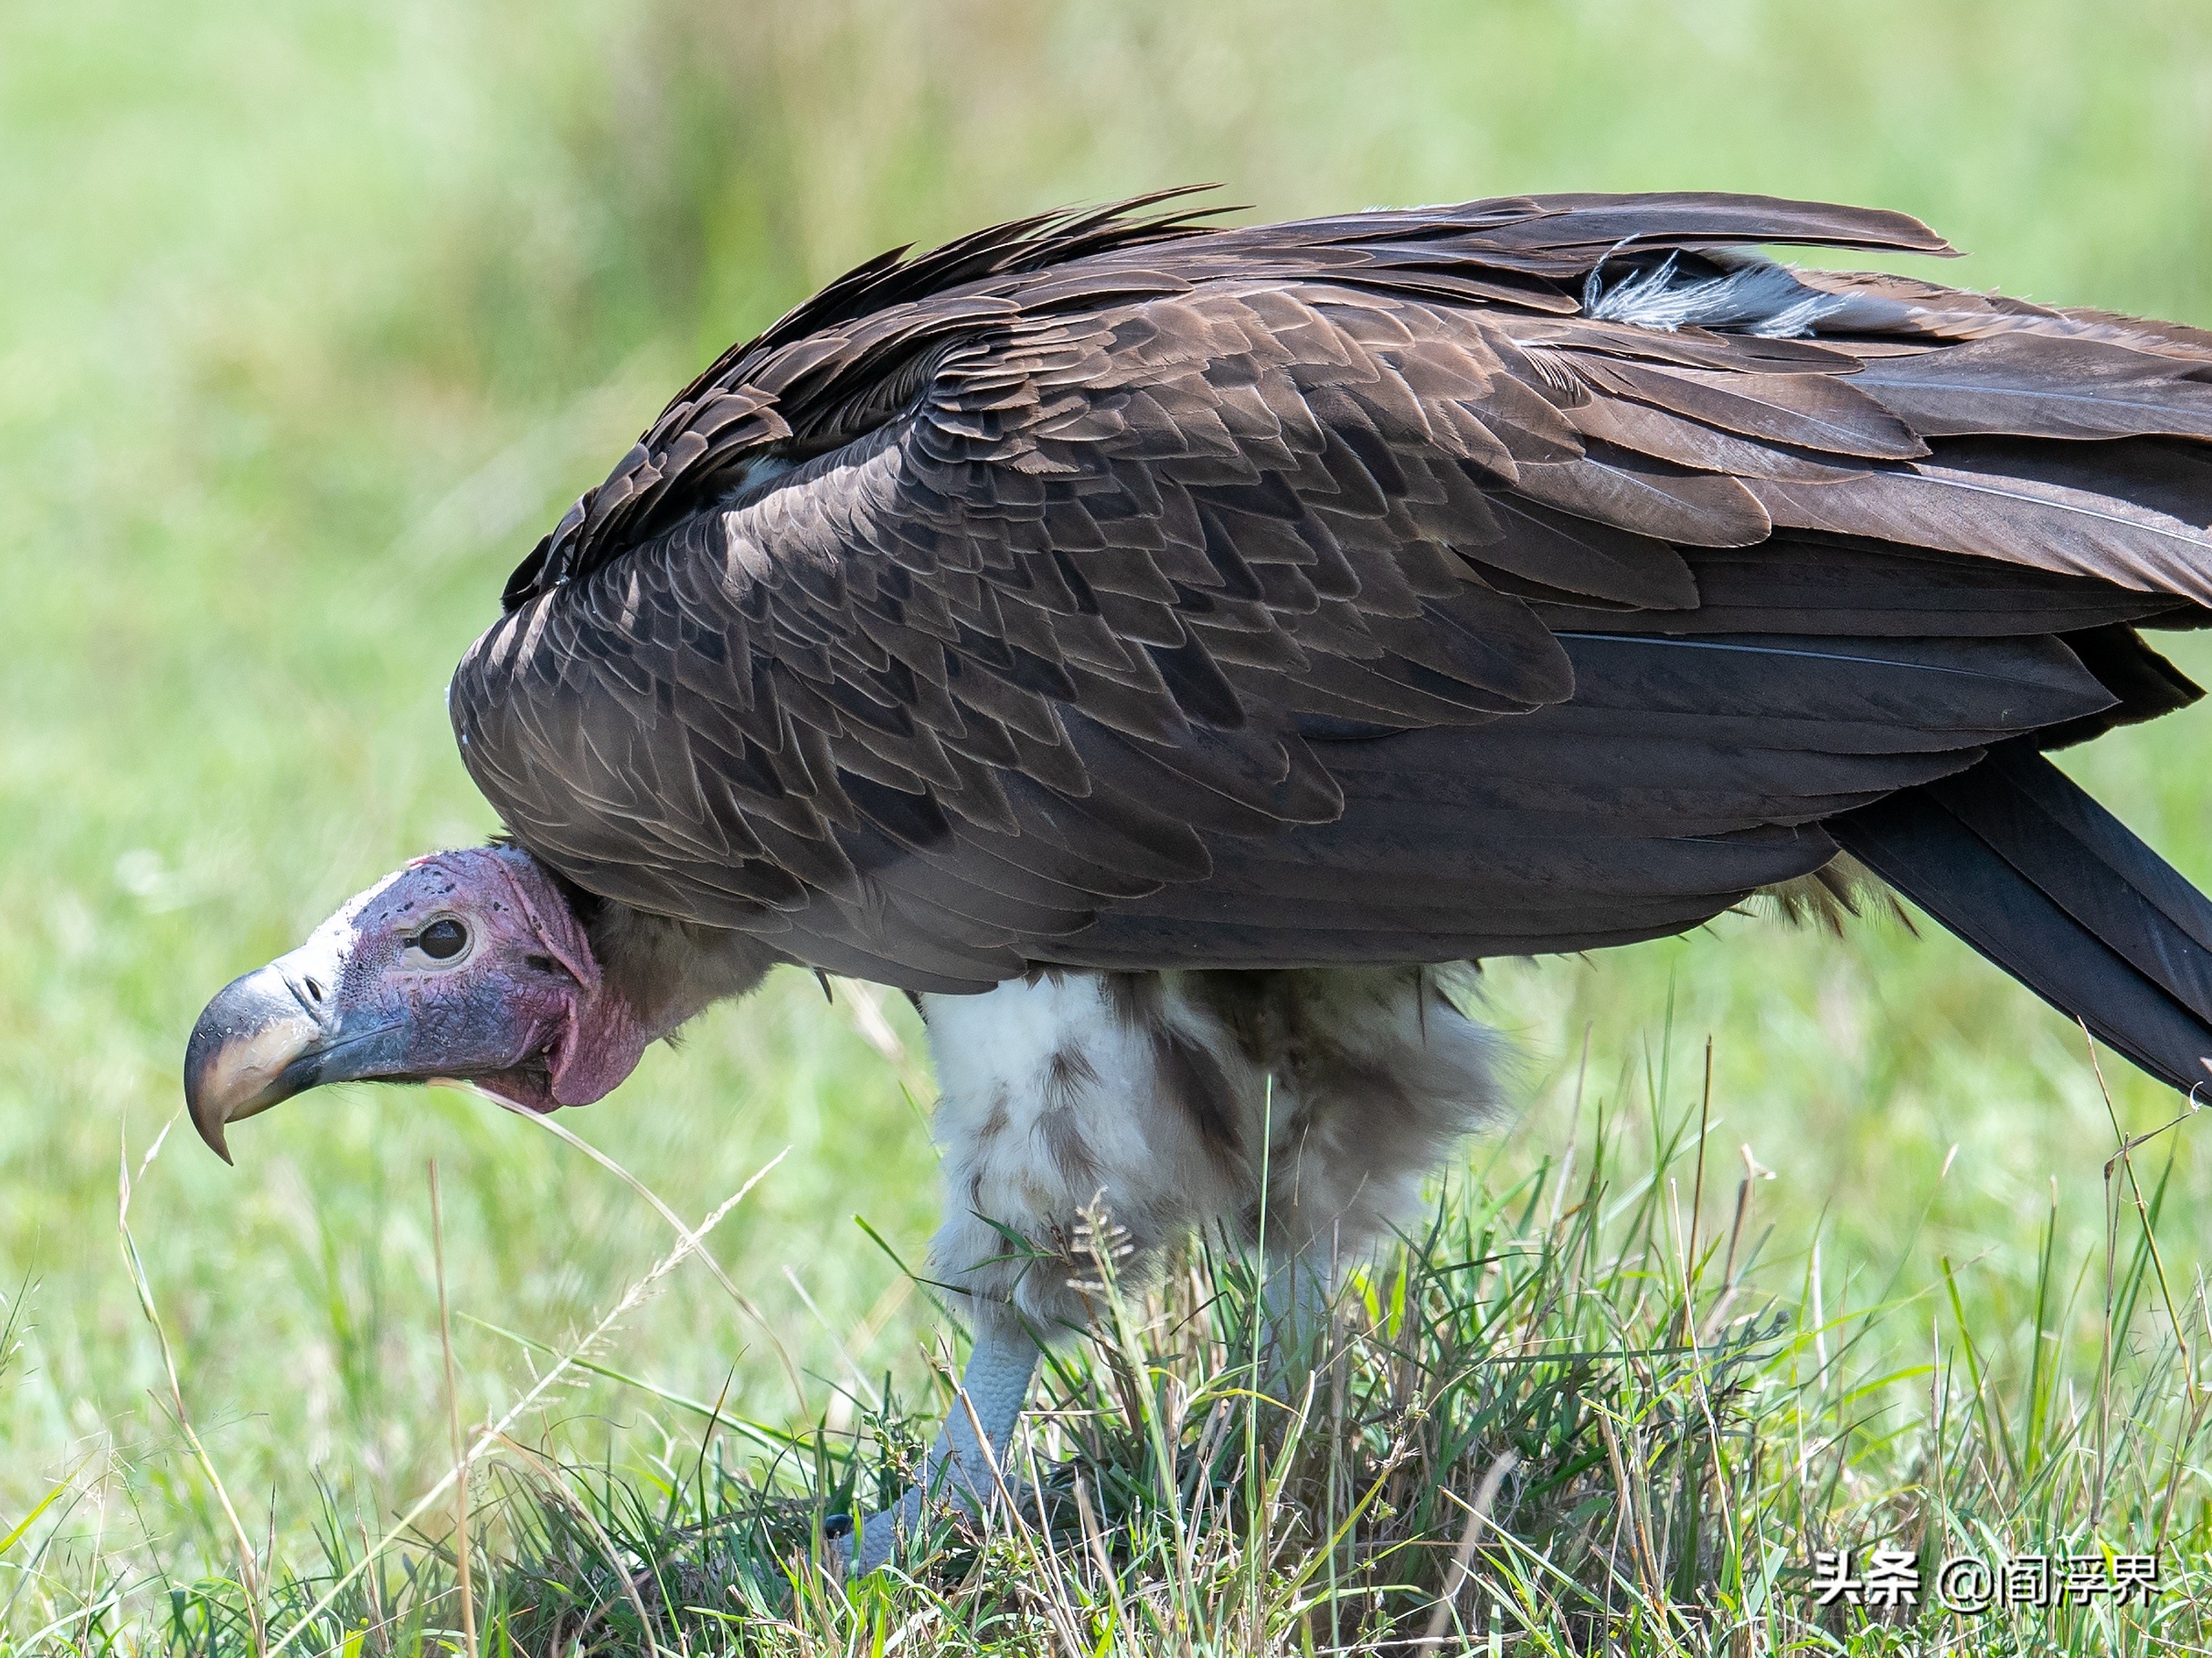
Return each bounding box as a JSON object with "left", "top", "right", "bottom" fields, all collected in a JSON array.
[{"left": 1831, "top": 742, "right": 2212, "bottom": 1095}]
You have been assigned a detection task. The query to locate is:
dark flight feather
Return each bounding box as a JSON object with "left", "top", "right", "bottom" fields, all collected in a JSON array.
[{"left": 1832, "top": 746, "right": 2212, "bottom": 1094}]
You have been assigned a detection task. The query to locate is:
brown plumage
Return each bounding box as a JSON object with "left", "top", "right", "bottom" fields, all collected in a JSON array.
[{"left": 453, "top": 189, "right": 2212, "bottom": 1090}]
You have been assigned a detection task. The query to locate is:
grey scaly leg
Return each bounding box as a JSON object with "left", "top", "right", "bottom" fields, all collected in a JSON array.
[{"left": 849, "top": 1320, "right": 1041, "bottom": 1572}]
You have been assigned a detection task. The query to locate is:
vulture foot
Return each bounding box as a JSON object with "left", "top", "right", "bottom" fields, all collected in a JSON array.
[{"left": 836, "top": 1324, "right": 1041, "bottom": 1575}]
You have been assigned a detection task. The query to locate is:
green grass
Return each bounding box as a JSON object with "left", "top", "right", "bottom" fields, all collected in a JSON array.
[
  {"left": 8, "top": 0, "right": 2212, "bottom": 1650},
  {"left": 66, "top": 1046, "right": 2212, "bottom": 1653}
]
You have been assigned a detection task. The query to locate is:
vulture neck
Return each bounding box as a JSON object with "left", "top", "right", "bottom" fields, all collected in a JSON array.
[{"left": 578, "top": 895, "right": 785, "bottom": 1041}]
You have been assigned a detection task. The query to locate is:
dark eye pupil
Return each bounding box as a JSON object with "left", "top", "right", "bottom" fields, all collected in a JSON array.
[{"left": 418, "top": 919, "right": 468, "bottom": 959}]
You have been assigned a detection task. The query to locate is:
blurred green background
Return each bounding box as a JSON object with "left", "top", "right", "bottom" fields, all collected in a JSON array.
[{"left": 7, "top": 0, "right": 2212, "bottom": 1592}]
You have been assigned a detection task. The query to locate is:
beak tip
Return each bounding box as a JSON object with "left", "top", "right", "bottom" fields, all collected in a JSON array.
[
  {"left": 184, "top": 1073, "right": 236, "bottom": 1164},
  {"left": 184, "top": 963, "right": 327, "bottom": 1163}
]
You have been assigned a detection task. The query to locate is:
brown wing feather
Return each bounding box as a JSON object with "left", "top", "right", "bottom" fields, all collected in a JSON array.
[{"left": 455, "top": 189, "right": 2212, "bottom": 988}]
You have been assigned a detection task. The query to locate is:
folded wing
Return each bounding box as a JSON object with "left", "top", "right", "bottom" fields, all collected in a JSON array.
[{"left": 454, "top": 189, "right": 2212, "bottom": 1102}]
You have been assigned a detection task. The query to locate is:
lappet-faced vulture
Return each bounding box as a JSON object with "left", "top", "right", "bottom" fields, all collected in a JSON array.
[{"left": 188, "top": 190, "right": 2212, "bottom": 1566}]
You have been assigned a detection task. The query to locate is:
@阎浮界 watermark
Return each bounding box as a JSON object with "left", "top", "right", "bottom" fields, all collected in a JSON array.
[{"left": 1806, "top": 1547, "right": 2160, "bottom": 1612}]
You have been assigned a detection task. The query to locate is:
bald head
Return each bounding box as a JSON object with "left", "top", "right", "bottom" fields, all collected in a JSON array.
[{"left": 183, "top": 846, "right": 653, "bottom": 1158}]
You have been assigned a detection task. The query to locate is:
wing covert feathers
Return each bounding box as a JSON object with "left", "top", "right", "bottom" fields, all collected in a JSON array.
[{"left": 455, "top": 189, "right": 2212, "bottom": 1068}]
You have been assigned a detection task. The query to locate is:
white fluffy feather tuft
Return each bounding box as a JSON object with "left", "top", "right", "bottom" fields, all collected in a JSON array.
[
  {"left": 1584, "top": 253, "right": 1848, "bottom": 339},
  {"left": 920, "top": 967, "right": 1504, "bottom": 1340}
]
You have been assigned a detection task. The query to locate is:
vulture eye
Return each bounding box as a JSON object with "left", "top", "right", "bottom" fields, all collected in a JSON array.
[{"left": 415, "top": 918, "right": 469, "bottom": 960}]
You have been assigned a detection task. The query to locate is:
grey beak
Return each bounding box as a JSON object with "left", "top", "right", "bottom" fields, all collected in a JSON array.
[{"left": 183, "top": 965, "right": 332, "bottom": 1163}]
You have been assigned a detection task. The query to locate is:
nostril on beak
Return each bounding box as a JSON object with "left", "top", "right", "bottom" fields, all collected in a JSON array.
[{"left": 304, "top": 978, "right": 324, "bottom": 1002}]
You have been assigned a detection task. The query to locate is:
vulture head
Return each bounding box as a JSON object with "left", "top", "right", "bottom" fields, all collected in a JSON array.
[{"left": 183, "top": 846, "right": 659, "bottom": 1160}]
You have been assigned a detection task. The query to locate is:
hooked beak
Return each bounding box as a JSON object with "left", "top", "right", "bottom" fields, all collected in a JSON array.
[
  {"left": 185, "top": 968, "right": 325, "bottom": 1158},
  {"left": 183, "top": 958, "right": 395, "bottom": 1163},
  {"left": 184, "top": 966, "right": 328, "bottom": 1163}
]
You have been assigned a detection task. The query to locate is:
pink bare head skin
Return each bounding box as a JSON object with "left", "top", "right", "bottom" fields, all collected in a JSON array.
[{"left": 183, "top": 845, "right": 653, "bottom": 1158}]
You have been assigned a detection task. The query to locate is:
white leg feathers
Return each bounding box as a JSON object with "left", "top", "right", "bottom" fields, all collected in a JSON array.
[{"left": 843, "top": 965, "right": 1503, "bottom": 1571}]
